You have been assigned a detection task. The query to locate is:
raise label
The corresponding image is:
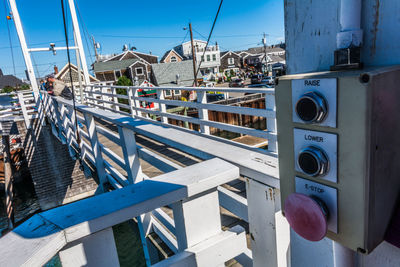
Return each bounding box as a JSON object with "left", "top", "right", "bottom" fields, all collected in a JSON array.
[{"left": 304, "top": 80, "right": 320, "bottom": 86}]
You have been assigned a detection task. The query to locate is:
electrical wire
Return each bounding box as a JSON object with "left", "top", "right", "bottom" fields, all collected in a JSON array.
[
  {"left": 3, "top": 0, "right": 16, "bottom": 75},
  {"left": 61, "top": 0, "right": 81, "bottom": 146},
  {"left": 193, "top": 0, "right": 224, "bottom": 85}
]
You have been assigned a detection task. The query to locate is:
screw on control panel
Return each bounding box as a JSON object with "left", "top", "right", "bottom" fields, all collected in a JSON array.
[
  {"left": 295, "top": 91, "right": 328, "bottom": 123},
  {"left": 298, "top": 146, "right": 329, "bottom": 177},
  {"left": 359, "top": 73, "right": 370, "bottom": 84}
]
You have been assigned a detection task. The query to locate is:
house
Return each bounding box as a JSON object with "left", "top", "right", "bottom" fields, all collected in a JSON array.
[
  {"left": 160, "top": 49, "right": 183, "bottom": 63},
  {"left": 219, "top": 51, "right": 241, "bottom": 74},
  {"left": 151, "top": 60, "right": 202, "bottom": 99},
  {"left": 236, "top": 51, "right": 251, "bottom": 69},
  {"left": 0, "top": 68, "right": 27, "bottom": 89},
  {"left": 174, "top": 40, "right": 220, "bottom": 75},
  {"left": 246, "top": 46, "right": 285, "bottom": 56},
  {"left": 93, "top": 50, "right": 158, "bottom": 84},
  {"left": 55, "top": 63, "right": 99, "bottom": 87}
]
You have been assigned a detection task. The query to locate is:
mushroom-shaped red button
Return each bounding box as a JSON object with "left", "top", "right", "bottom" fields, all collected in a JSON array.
[{"left": 284, "top": 193, "right": 328, "bottom": 242}]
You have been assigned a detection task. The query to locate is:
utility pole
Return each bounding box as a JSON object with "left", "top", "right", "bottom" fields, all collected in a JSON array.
[
  {"left": 91, "top": 36, "right": 99, "bottom": 62},
  {"left": 263, "top": 33, "right": 267, "bottom": 74},
  {"left": 189, "top": 23, "right": 198, "bottom": 87}
]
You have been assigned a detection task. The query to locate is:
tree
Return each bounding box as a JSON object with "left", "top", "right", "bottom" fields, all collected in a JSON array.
[
  {"left": 116, "top": 76, "right": 132, "bottom": 86},
  {"left": 1, "top": 86, "right": 14, "bottom": 93}
]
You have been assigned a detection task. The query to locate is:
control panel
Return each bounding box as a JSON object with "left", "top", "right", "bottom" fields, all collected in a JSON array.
[{"left": 275, "top": 66, "right": 400, "bottom": 253}]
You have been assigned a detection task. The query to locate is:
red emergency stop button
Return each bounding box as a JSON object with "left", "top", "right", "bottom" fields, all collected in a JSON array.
[{"left": 284, "top": 193, "right": 328, "bottom": 241}]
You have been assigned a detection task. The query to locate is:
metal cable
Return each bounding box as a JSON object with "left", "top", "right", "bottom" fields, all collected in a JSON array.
[
  {"left": 61, "top": 0, "right": 81, "bottom": 145},
  {"left": 193, "top": 0, "right": 224, "bottom": 85},
  {"left": 2, "top": 0, "right": 16, "bottom": 76}
]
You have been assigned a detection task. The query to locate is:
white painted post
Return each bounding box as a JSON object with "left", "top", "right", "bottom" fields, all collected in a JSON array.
[
  {"left": 127, "top": 87, "right": 137, "bottom": 117},
  {"left": 8, "top": 0, "right": 39, "bottom": 95},
  {"left": 111, "top": 87, "right": 120, "bottom": 112},
  {"left": 246, "top": 178, "right": 290, "bottom": 267},
  {"left": 157, "top": 89, "right": 168, "bottom": 124},
  {"left": 172, "top": 190, "right": 222, "bottom": 251},
  {"left": 67, "top": 0, "right": 90, "bottom": 86},
  {"left": 18, "top": 93, "right": 30, "bottom": 129},
  {"left": 52, "top": 99, "right": 66, "bottom": 144},
  {"left": 266, "top": 93, "right": 277, "bottom": 152},
  {"left": 83, "top": 113, "right": 107, "bottom": 192},
  {"left": 197, "top": 91, "right": 210, "bottom": 134},
  {"left": 117, "top": 126, "right": 142, "bottom": 184},
  {"left": 59, "top": 227, "right": 119, "bottom": 267}
]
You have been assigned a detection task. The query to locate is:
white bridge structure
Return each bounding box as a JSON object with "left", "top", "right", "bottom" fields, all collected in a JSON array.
[
  {"left": 0, "top": 84, "right": 286, "bottom": 267},
  {"left": 0, "top": 0, "right": 289, "bottom": 266}
]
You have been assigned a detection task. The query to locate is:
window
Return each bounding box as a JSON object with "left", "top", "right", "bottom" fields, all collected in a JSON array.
[
  {"left": 174, "top": 90, "right": 181, "bottom": 95},
  {"left": 228, "top": 58, "right": 234, "bottom": 65},
  {"left": 170, "top": 56, "right": 177, "bottom": 62},
  {"left": 207, "top": 55, "right": 211, "bottom": 61},
  {"left": 212, "top": 54, "right": 216, "bottom": 61},
  {"left": 165, "top": 90, "right": 172, "bottom": 96},
  {"left": 135, "top": 67, "right": 144, "bottom": 75},
  {"left": 201, "top": 55, "right": 205, "bottom": 62},
  {"left": 115, "top": 70, "right": 121, "bottom": 78}
]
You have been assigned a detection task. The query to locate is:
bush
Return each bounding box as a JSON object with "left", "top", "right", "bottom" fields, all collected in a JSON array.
[
  {"left": 116, "top": 76, "right": 133, "bottom": 86},
  {"left": 1, "top": 86, "right": 14, "bottom": 93}
]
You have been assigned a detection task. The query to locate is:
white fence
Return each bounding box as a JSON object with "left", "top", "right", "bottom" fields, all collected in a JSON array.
[
  {"left": 84, "top": 84, "right": 277, "bottom": 153},
  {"left": 1, "top": 85, "right": 281, "bottom": 266}
]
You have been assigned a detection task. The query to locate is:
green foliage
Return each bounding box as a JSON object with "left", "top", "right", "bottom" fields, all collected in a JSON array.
[
  {"left": 1, "top": 86, "right": 14, "bottom": 93},
  {"left": 230, "top": 69, "right": 235, "bottom": 77},
  {"left": 20, "top": 84, "right": 30, "bottom": 90},
  {"left": 116, "top": 76, "right": 133, "bottom": 86}
]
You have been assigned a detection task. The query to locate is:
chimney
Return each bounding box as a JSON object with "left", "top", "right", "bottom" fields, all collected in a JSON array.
[
  {"left": 0, "top": 68, "right": 3, "bottom": 77},
  {"left": 54, "top": 65, "right": 59, "bottom": 74}
]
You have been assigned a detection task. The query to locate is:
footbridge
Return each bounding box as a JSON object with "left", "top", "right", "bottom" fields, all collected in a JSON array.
[{"left": 0, "top": 85, "right": 284, "bottom": 267}]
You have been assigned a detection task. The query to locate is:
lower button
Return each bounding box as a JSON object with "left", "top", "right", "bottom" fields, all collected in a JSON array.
[{"left": 284, "top": 193, "right": 328, "bottom": 241}]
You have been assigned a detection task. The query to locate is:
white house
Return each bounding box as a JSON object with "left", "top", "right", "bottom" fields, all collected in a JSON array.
[{"left": 174, "top": 40, "right": 221, "bottom": 75}]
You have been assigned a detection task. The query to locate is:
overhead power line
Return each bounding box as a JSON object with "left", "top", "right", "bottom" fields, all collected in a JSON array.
[{"left": 194, "top": 0, "right": 224, "bottom": 84}]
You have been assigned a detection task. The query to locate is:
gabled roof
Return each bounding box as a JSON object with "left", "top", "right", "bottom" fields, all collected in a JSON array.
[
  {"left": 269, "top": 55, "right": 286, "bottom": 62},
  {"left": 105, "top": 50, "right": 157, "bottom": 65},
  {"left": 93, "top": 58, "right": 140, "bottom": 72},
  {"left": 220, "top": 51, "right": 240, "bottom": 58},
  {"left": 56, "top": 63, "right": 99, "bottom": 83},
  {"left": 151, "top": 60, "right": 202, "bottom": 87},
  {"left": 160, "top": 49, "right": 183, "bottom": 63},
  {"left": 0, "top": 74, "right": 26, "bottom": 89}
]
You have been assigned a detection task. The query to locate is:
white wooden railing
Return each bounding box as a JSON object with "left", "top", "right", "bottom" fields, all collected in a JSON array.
[
  {"left": 84, "top": 84, "right": 277, "bottom": 153},
  {"left": 2, "top": 85, "right": 281, "bottom": 266}
]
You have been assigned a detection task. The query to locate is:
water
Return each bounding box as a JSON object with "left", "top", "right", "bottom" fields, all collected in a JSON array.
[{"left": 0, "top": 95, "right": 17, "bottom": 109}]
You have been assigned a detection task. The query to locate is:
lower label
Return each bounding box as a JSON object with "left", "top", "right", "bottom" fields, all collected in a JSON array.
[{"left": 295, "top": 177, "right": 338, "bottom": 233}]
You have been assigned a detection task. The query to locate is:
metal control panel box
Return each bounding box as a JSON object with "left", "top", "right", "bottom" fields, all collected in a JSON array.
[{"left": 275, "top": 66, "right": 400, "bottom": 253}]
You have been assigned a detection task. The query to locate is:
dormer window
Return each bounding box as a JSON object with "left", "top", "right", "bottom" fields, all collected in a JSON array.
[{"left": 171, "top": 56, "right": 177, "bottom": 62}]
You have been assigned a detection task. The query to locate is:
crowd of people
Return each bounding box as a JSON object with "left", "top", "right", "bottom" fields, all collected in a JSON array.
[{"left": 39, "top": 74, "right": 73, "bottom": 100}]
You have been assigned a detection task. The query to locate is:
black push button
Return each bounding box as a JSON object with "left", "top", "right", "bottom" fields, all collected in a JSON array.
[
  {"left": 295, "top": 92, "right": 327, "bottom": 123},
  {"left": 298, "top": 146, "right": 329, "bottom": 177}
]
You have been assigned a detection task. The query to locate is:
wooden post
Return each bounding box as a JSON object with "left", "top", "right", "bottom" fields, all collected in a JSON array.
[
  {"left": 83, "top": 113, "right": 107, "bottom": 193},
  {"left": 189, "top": 23, "right": 198, "bottom": 87},
  {"left": 117, "top": 126, "right": 142, "bottom": 184},
  {"left": 196, "top": 91, "right": 210, "bottom": 134},
  {"left": 156, "top": 89, "right": 168, "bottom": 124},
  {"left": 3, "top": 135, "right": 14, "bottom": 229},
  {"left": 266, "top": 93, "right": 277, "bottom": 152},
  {"left": 110, "top": 87, "right": 120, "bottom": 112},
  {"left": 172, "top": 190, "right": 222, "bottom": 251}
]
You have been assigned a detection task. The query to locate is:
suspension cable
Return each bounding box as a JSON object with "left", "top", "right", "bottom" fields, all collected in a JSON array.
[
  {"left": 61, "top": 0, "right": 81, "bottom": 145},
  {"left": 3, "top": 0, "right": 16, "bottom": 76},
  {"left": 193, "top": 0, "right": 224, "bottom": 85}
]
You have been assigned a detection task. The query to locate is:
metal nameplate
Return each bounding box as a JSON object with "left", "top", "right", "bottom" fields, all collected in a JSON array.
[{"left": 295, "top": 177, "right": 338, "bottom": 233}]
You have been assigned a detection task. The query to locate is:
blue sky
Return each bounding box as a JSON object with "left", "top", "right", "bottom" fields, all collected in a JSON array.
[{"left": 0, "top": 0, "right": 284, "bottom": 79}]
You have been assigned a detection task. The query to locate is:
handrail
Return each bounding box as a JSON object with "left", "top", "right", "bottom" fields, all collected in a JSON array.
[
  {"left": 0, "top": 159, "right": 240, "bottom": 267},
  {"left": 84, "top": 84, "right": 277, "bottom": 153}
]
